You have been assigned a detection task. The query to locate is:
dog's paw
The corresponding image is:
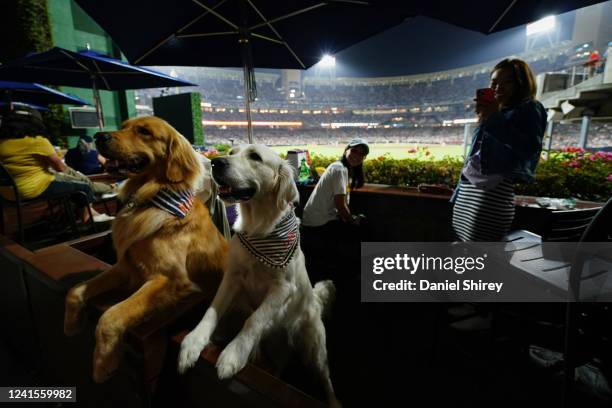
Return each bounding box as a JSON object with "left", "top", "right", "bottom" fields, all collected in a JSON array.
[
  {"left": 216, "top": 340, "right": 249, "bottom": 380},
  {"left": 177, "top": 332, "right": 209, "bottom": 374},
  {"left": 64, "top": 287, "right": 86, "bottom": 336},
  {"left": 92, "top": 342, "right": 121, "bottom": 383},
  {"left": 329, "top": 397, "right": 343, "bottom": 408},
  {"left": 92, "top": 314, "right": 122, "bottom": 382},
  {"left": 64, "top": 306, "right": 86, "bottom": 336}
]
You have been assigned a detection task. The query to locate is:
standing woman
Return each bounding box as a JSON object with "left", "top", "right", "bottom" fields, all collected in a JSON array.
[{"left": 451, "top": 58, "right": 546, "bottom": 241}]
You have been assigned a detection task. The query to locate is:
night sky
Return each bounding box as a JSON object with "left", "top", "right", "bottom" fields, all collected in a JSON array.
[{"left": 302, "top": 12, "right": 576, "bottom": 78}]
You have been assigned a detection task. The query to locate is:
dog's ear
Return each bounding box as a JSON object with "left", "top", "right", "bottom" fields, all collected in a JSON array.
[
  {"left": 274, "top": 160, "right": 299, "bottom": 211},
  {"left": 166, "top": 132, "right": 200, "bottom": 183}
]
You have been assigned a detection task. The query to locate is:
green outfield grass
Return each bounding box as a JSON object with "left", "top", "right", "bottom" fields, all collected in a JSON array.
[{"left": 269, "top": 143, "right": 465, "bottom": 160}]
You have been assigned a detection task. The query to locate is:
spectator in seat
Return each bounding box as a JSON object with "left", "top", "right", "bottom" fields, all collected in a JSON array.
[
  {"left": 0, "top": 106, "right": 114, "bottom": 223},
  {"left": 64, "top": 135, "right": 106, "bottom": 175},
  {"left": 301, "top": 138, "right": 368, "bottom": 284}
]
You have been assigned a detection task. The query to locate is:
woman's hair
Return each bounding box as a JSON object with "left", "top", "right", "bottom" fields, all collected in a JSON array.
[
  {"left": 0, "top": 106, "right": 48, "bottom": 139},
  {"left": 341, "top": 148, "right": 365, "bottom": 190},
  {"left": 492, "top": 58, "right": 537, "bottom": 103}
]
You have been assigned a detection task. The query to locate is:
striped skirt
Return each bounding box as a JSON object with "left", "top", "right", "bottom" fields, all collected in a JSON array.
[{"left": 452, "top": 179, "right": 515, "bottom": 242}]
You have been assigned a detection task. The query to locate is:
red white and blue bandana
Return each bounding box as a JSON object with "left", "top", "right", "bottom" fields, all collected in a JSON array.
[
  {"left": 149, "top": 189, "right": 195, "bottom": 218},
  {"left": 237, "top": 210, "right": 300, "bottom": 268}
]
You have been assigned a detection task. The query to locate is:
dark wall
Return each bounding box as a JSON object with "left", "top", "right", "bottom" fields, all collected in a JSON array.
[
  {"left": 298, "top": 185, "right": 553, "bottom": 242},
  {"left": 298, "top": 186, "right": 455, "bottom": 242},
  {"left": 153, "top": 93, "right": 203, "bottom": 144}
]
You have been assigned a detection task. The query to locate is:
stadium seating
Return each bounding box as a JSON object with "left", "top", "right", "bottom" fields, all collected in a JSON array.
[{"left": 136, "top": 42, "right": 610, "bottom": 148}]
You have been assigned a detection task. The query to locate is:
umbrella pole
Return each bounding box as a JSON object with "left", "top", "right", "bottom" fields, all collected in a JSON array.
[
  {"left": 92, "top": 79, "right": 104, "bottom": 130},
  {"left": 239, "top": 0, "right": 255, "bottom": 144},
  {"left": 242, "top": 65, "right": 253, "bottom": 144}
]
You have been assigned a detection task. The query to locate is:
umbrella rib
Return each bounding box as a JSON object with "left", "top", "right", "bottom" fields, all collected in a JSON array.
[
  {"left": 327, "top": 0, "right": 370, "bottom": 4},
  {"left": 246, "top": 0, "right": 306, "bottom": 69},
  {"left": 249, "top": 3, "right": 327, "bottom": 30},
  {"left": 488, "top": 0, "right": 517, "bottom": 33},
  {"left": 60, "top": 49, "right": 94, "bottom": 75},
  {"left": 192, "top": 0, "right": 238, "bottom": 29},
  {"left": 135, "top": 0, "right": 230, "bottom": 64},
  {"left": 177, "top": 31, "right": 238, "bottom": 39},
  {"left": 250, "top": 33, "right": 284, "bottom": 44},
  {"left": 92, "top": 60, "right": 111, "bottom": 90},
  {"left": 19, "top": 66, "right": 85, "bottom": 74}
]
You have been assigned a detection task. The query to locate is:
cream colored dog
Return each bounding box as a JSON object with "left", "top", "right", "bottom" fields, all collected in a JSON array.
[{"left": 178, "top": 144, "right": 339, "bottom": 407}]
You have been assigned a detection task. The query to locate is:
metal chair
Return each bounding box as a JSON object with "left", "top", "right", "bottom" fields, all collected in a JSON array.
[
  {"left": 504, "top": 206, "right": 601, "bottom": 245},
  {"left": 503, "top": 198, "right": 612, "bottom": 406},
  {"left": 543, "top": 207, "right": 602, "bottom": 242},
  {"left": 0, "top": 162, "right": 94, "bottom": 244}
]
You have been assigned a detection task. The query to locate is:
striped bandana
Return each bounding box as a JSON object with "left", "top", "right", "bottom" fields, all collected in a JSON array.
[
  {"left": 237, "top": 210, "right": 300, "bottom": 268},
  {"left": 149, "top": 189, "right": 195, "bottom": 218}
]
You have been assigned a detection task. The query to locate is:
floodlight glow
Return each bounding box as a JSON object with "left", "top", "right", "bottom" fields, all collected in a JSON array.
[
  {"left": 453, "top": 118, "right": 478, "bottom": 125},
  {"left": 319, "top": 54, "right": 336, "bottom": 67},
  {"left": 526, "top": 16, "right": 556, "bottom": 36}
]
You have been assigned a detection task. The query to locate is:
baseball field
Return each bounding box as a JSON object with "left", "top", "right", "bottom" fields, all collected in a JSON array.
[{"left": 270, "top": 143, "right": 465, "bottom": 160}]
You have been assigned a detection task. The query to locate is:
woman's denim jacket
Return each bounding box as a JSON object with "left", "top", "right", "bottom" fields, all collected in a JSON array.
[{"left": 450, "top": 99, "right": 546, "bottom": 203}]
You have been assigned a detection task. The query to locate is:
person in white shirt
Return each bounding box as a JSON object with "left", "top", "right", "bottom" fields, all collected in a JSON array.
[
  {"left": 302, "top": 138, "right": 368, "bottom": 227},
  {"left": 301, "top": 138, "right": 368, "bottom": 283}
]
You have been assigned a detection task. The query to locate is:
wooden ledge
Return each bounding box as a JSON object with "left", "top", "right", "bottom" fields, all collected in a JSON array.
[
  {"left": 300, "top": 183, "right": 605, "bottom": 209},
  {"left": 172, "top": 331, "right": 326, "bottom": 408}
]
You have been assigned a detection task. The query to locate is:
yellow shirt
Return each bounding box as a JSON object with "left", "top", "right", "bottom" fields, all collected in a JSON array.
[{"left": 0, "top": 136, "right": 55, "bottom": 200}]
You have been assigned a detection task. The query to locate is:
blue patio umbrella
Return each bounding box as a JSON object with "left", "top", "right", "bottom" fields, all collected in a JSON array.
[
  {"left": 0, "top": 47, "right": 196, "bottom": 129},
  {"left": 0, "top": 81, "right": 89, "bottom": 107},
  {"left": 0, "top": 102, "right": 50, "bottom": 112}
]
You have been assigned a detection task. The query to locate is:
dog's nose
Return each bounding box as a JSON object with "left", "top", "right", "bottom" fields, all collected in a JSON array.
[
  {"left": 211, "top": 157, "right": 228, "bottom": 171},
  {"left": 95, "top": 132, "right": 112, "bottom": 145}
]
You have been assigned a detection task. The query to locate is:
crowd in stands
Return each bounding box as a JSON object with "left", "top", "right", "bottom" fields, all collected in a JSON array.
[
  {"left": 204, "top": 127, "right": 464, "bottom": 146},
  {"left": 204, "top": 122, "right": 611, "bottom": 150},
  {"left": 135, "top": 42, "right": 610, "bottom": 150}
]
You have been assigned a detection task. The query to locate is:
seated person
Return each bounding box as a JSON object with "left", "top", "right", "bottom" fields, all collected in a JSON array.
[
  {"left": 301, "top": 138, "right": 368, "bottom": 283},
  {"left": 64, "top": 135, "right": 106, "bottom": 175},
  {"left": 0, "top": 106, "right": 114, "bottom": 223}
]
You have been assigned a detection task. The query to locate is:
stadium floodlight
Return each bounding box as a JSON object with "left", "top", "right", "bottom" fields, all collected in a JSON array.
[
  {"left": 319, "top": 54, "right": 336, "bottom": 67},
  {"left": 526, "top": 16, "right": 556, "bottom": 36}
]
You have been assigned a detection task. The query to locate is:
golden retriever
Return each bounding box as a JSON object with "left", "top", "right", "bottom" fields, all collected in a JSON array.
[
  {"left": 177, "top": 144, "right": 340, "bottom": 407},
  {"left": 63, "top": 116, "right": 228, "bottom": 382}
]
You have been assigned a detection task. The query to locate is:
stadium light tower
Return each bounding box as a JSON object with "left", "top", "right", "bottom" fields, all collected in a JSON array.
[
  {"left": 525, "top": 15, "right": 558, "bottom": 51},
  {"left": 319, "top": 54, "right": 336, "bottom": 67},
  {"left": 526, "top": 16, "right": 556, "bottom": 36},
  {"left": 315, "top": 54, "right": 337, "bottom": 88}
]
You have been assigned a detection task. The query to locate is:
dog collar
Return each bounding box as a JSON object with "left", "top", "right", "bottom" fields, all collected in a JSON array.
[
  {"left": 237, "top": 210, "right": 300, "bottom": 268},
  {"left": 149, "top": 188, "right": 195, "bottom": 218}
]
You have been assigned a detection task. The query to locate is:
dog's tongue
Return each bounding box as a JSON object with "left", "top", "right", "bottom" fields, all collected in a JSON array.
[
  {"left": 105, "top": 159, "right": 129, "bottom": 176},
  {"left": 218, "top": 185, "right": 232, "bottom": 195}
]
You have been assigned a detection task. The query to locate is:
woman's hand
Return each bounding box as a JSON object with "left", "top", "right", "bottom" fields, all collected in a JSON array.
[
  {"left": 475, "top": 99, "right": 500, "bottom": 122},
  {"left": 334, "top": 194, "right": 354, "bottom": 223},
  {"left": 42, "top": 153, "right": 68, "bottom": 172}
]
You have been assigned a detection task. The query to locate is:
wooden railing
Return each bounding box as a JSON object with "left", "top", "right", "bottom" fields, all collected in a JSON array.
[{"left": 0, "top": 232, "right": 327, "bottom": 407}]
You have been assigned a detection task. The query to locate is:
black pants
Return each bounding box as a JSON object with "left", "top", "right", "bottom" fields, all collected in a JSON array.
[
  {"left": 39, "top": 179, "right": 95, "bottom": 205},
  {"left": 301, "top": 219, "right": 362, "bottom": 286}
]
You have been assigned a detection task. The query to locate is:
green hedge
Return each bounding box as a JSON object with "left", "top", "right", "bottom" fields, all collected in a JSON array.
[
  {"left": 309, "top": 148, "right": 612, "bottom": 202},
  {"left": 1, "top": 0, "right": 70, "bottom": 146}
]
